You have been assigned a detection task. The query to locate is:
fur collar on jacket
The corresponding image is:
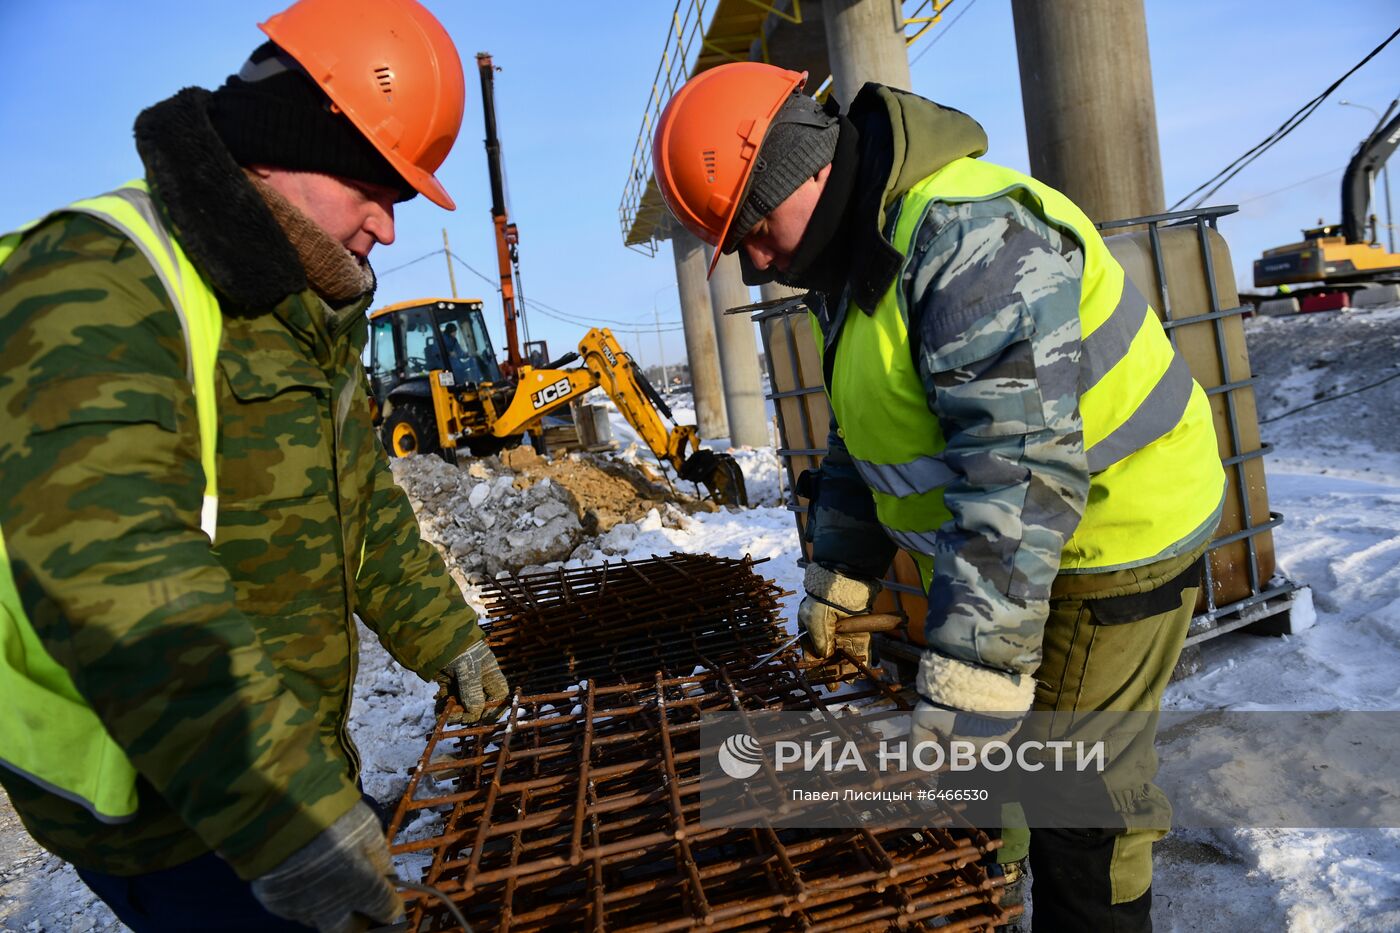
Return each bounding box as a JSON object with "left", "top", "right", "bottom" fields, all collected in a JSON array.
[{"left": 133, "top": 87, "right": 307, "bottom": 311}]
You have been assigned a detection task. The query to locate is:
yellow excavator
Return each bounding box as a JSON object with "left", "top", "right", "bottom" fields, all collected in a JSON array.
[
  {"left": 1255, "top": 106, "right": 1400, "bottom": 289},
  {"left": 364, "top": 297, "right": 748, "bottom": 506}
]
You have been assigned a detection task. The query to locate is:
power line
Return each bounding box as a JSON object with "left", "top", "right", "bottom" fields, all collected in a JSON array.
[
  {"left": 909, "top": 0, "right": 981, "bottom": 68},
  {"left": 1170, "top": 26, "right": 1400, "bottom": 210},
  {"left": 506, "top": 294, "right": 686, "bottom": 334},
  {"left": 377, "top": 248, "right": 686, "bottom": 334},
  {"left": 377, "top": 248, "right": 445, "bottom": 278},
  {"left": 525, "top": 294, "right": 682, "bottom": 330},
  {"left": 1260, "top": 368, "right": 1400, "bottom": 424},
  {"left": 446, "top": 250, "right": 500, "bottom": 288},
  {"left": 377, "top": 248, "right": 498, "bottom": 290},
  {"left": 522, "top": 298, "right": 683, "bottom": 334},
  {"left": 1237, "top": 166, "right": 1345, "bottom": 206}
]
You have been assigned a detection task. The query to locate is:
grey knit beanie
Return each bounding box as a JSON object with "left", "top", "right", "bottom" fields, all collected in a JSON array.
[
  {"left": 209, "top": 41, "right": 412, "bottom": 198},
  {"left": 725, "top": 93, "right": 840, "bottom": 250}
]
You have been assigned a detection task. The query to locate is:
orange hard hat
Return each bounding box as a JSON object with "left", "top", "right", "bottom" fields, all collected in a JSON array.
[
  {"left": 259, "top": 0, "right": 465, "bottom": 210},
  {"left": 652, "top": 62, "right": 806, "bottom": 275}
]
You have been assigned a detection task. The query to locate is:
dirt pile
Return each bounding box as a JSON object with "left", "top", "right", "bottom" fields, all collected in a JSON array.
[
  {"left": 390, "top": 448, "right": 707, "bottom": 582},
  {"left": 498, "top": 444, "right": 707, "bottom": 532}
]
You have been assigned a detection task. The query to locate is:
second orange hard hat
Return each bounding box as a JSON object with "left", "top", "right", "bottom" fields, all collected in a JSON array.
[
  {"left": 652, "top": 62, "right": 807, "bottom": 275},
  {"left": 259, "top": 0, "right": 466, "bottom": 210}
]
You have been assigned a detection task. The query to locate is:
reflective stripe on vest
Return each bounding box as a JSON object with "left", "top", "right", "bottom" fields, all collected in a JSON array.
[
  {"left": 819, "top": 157, "right": 1224, "bottom": 591},
  {"left": 0, "top": 182, "right": 223, "bottom": 823}
]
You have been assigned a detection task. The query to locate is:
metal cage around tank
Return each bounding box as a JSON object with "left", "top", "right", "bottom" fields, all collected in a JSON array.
[{"left": 750, "top": 204, "right": 1303, "bottom": 668}]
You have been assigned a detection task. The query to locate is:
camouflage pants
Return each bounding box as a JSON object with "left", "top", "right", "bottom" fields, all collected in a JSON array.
[{"left": 1000, "top": 545, "right": 1204, "bottom": 930}]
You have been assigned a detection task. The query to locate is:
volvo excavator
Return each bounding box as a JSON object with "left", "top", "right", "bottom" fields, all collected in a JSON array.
[
  {"left": 364, "top": 53, "right": 746, "bottom": 507},
  {"left": 1255, "top": 104, "right": 1400, "bottom": 288}
]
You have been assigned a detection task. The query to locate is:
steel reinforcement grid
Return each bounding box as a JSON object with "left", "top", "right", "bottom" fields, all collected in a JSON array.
[
  {"left": 387, "top": 655, "right": 1014, "bottom": 932},
  {"left": 474, "top": 553, "right": 791, "bottom": 695}
]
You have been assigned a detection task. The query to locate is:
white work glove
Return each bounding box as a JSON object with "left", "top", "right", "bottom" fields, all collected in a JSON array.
[
  {"left": 797, "top": 563, "right": 881, "bottom": 664},
  {"left": 442, "top": 639, "right": 510, "bottom": 722},
  {"left": 250, "top": 800, "right": 402, "bottom": 933},
  {"left": 910, "top": 652, "right": 1037, "bottom": 756}
]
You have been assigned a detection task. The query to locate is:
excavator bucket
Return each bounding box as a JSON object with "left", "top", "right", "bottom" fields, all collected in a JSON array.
[{"left": 679, "top": 449, "right": 749, "bottom": 507}]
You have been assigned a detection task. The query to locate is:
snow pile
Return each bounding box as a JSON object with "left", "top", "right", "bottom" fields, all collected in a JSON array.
[
  {"left": 352, "top": 612, "right": 480, "bottom": 809},
  {"left": 1247, "top": 304, "right": 1400, "bottom": 479}
]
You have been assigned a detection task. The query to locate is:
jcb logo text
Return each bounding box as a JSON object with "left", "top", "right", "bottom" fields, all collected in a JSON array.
[{"left": 531, "top": 378, "right": 572, "bottom": 409}]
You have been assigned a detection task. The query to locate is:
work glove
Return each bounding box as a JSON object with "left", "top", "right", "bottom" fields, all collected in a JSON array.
[
  {"left": 442, "top": 639, "right": 510, "bottom": 722},
  {"left": 797, "top": 563, "right": 881, "bottom": 665},
  {"left": 250, "top": 800, "right": 402, "bottom": 933},
  {"left": 910, "top": 651, "right": 1036, "bottom": 757}
]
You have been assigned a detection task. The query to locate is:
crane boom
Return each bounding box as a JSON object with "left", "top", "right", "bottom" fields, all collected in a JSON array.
[{"left": 476, "top": 52, "right": 524, "bottom": 373}]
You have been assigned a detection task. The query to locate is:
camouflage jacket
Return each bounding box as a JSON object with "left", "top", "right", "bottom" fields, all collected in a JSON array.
[
  {"left": 808, "top": 87, "right": 1188, "bottom": 677},
  {"left": 0, "top": 90, "right": 482, "bottom": 879}
]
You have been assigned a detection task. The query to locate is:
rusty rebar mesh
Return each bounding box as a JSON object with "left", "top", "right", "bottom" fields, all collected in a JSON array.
[
  {"left": 389, "top": 654, "right": 1016, "bottom": 932},
  {"left": 477, "top": 553, "right": 790, "bottom": 695}
]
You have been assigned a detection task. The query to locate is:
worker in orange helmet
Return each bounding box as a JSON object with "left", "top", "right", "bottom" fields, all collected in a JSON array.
[
  {"left": 0, "top": 1, "right": 508, "bottom": 930},
  {"left": 653, "top": 63, "right": 1224, "bottom": 931}
]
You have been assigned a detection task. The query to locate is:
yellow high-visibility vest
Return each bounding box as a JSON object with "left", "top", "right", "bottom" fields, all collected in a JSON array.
[
  {"left": 815, "top": 158, "right": 1224, "bottom": 593},
  {"left": 0, "top": 182, "right": 222, "bottom": 822}
]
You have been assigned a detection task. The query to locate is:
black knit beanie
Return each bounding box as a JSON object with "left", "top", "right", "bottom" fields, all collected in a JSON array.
[
  {"left": 208, "top": 41, "right": 413, "bottom": 199},
  {"left": 725, "top": 93, "right": 841, "bottom": 251}
]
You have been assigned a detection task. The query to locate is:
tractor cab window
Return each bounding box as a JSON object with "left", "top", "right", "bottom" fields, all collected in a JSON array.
[
  {"left": 399, "top": 307, "right": 441, "bottom": 378},
  {"left": 461, "top": 307, "right": 503, "bottom": 383},
  {"left": 368, "top": 317, "right": 394, "bottom": 378},
  {"left": 385, "top": 301, "right": 502, "bottom": 386},
  {"left": 433, "top": 303, "right": 502, "bottom": 385},
  {"left": 365, "top": 315, "right": 396, "bottom": 405}
]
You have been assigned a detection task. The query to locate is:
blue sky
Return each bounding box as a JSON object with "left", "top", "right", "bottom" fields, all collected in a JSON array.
[{"left": 2, "top": 2, "right": 1396, "bottom": 372}]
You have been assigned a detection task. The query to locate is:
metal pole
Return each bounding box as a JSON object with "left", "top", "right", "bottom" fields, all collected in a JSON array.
[
  {"left": 1384, "top": 163, "right": 1395, "bottom": 253},
  {"left": 655, "top": 306, "right": 669, "bottom": 387},
  {"left": 442, "top": 228, "right": 458, "bottom": 298}
]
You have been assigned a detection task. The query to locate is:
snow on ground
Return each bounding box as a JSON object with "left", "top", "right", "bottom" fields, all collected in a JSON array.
[
  {"left": 1151, "top": 464, "right": 1400, "bottom": 931},
  {"left": 599, "top": 384, "right": 788, "bottom": 507},
  {"left": 6, "top": 307, "right": 1400, "bottom": 931},
  {"left": 1146, "top": 305, "right": 1400, "bottom": 932},
  {"left": 1246, "top": 304, "right": 1400, "bottom": 481}
]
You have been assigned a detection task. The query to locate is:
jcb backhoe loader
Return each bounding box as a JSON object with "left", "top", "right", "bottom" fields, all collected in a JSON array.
[{"left": 364, "top": 297, "right": 747, "bottom": 507}]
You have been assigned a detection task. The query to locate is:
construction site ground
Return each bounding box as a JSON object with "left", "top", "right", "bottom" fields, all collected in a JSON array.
[{"left": 3, "top": 305, "right": 1400, "bottom": 931}]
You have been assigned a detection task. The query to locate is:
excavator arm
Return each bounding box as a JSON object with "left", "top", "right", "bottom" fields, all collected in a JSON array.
[
  {"left": 490, "top": 366, "right": 599, "bottom": 437},
  {"left": 487, "top": 328, "right": 747, "bottom": 506},
  {"left": 1342, "top": 107, "right": 1400, "bottom": 246}
]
